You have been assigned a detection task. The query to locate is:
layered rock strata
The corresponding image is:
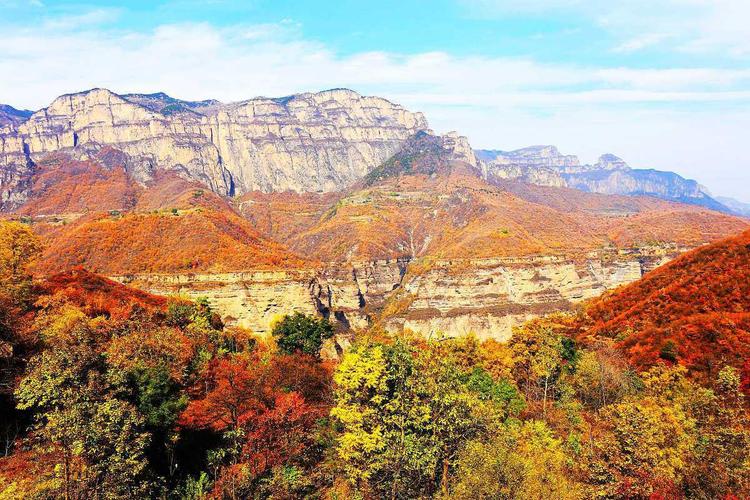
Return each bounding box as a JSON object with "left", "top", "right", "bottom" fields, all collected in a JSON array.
[{"left": 112, "top": 247, "right": 680, "bottom": 341}]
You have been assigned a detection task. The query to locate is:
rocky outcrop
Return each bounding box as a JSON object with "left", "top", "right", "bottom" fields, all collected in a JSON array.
[
  {"left": 441, "top": 131, "right": 478, "bottom": 167},
  {"left": 593, "top": 153, "right": 629, "bottom": 171},
  {"left": 111, "top": 246, "right": 680, "bottom": 341},
  {"left": 0, "top": 88, "right": 428, "bottom": 209}
]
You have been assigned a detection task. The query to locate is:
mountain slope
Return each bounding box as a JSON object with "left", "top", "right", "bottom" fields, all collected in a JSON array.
[
  {"left": 35, "top": 207, "right": 302, "bottom": 274},
  {"left": 14, "top": 150, "right": 143, "bottom": 216},
  {"left": 18, "top": 159, "right": 306, "bottom": 274},
  {"left": 243, "top": 133, "right": 748, "bottom": 262},
  {"left": 582, "top": 229, "right": 750, "bottom": 381},
  {"left": 42, "top": 268, "right": 167, "bottom": 318}
]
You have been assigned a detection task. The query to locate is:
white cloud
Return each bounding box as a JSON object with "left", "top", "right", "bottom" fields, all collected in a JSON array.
[
  {"left": 0, "top": 14, "right": 749, "bottom": 201},
  {"left": 614, "top": 33, "right": 670, "bottom": 53},
  {"left": 462, "top": 0, "right": 750, "bottom": 56},
  {"left": 41, "top": 7, "right": 121, "bottom": 30}
]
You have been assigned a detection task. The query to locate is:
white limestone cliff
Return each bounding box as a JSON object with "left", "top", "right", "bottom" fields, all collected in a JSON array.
[{"left": 0, "top": 88, "right": 428, "bottom": 208}]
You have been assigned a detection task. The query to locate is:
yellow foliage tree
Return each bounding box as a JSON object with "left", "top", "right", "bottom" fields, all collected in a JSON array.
[
  {"left": 0, "top": 221, "right": 42, "bottom": 306},
  {"left": 449, "top": 420, "right": 584, "bottom": 499}
]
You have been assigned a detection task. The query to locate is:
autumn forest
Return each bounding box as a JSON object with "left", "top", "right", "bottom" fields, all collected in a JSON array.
[{"left": 1, "top": 219, "right": 749, "bottom": 499}]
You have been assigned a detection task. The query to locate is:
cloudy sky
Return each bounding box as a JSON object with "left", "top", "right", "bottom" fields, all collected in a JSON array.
[{"left": 1, "top": 0, "right": 749, "bottom": 201}]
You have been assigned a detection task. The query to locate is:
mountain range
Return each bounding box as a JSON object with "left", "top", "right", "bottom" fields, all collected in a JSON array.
[
  {"left": 478, "top": 146, "right": 731, "bottom": 212},
  {"left": 1, "top": 87, "right": 748, "bottom": 338},
  {"left": 1, "top": 88, "right": 744, "bottom": 215}
]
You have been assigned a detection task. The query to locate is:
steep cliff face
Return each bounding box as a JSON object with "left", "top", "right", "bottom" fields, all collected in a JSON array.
[
  {"left": 476, "top": 147, "right": 731, "bottom": 212},
  {"left": 382, "top": 249, "right": 675, "bottom": 341},
  {"left": 112, "top": 260, "right": 407, "bottom": 335},
  {"left": 0, "top": 88, "right": 428, "bottom": 209},
  {"left": 111, "top": 247, "right": 679, "bottom": 340}
]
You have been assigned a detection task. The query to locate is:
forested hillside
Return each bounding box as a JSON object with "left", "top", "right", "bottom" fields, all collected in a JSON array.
[
  {"left": 582, "top": 229, "right": 750, "bottom": 385},
  {"left": 1, "top": 221, "right": 748, "bottom": 499}
]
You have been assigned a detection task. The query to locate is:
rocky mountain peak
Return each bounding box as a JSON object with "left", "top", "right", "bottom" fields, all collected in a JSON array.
[
  {"left": 39, "top": 88, "right": 157, "bottom": 126},
  {"left": 595, "top": 153, "right": 630, "bottom": 171},
  {"left": 363, "top": 130, "right": 479, "bottom": 185},
  {"left": 46, "top": 88, "right": 128, "bottom": 111},
  {"left": 441, "top": 131, "right": 478, "bottom": 166}
]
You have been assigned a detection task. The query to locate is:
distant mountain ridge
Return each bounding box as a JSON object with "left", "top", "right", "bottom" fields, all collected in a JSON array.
[
  {"left": 0, "top": 104, "right": 33, "bottom": 127},
  {"left": 477, "top": 146, "right": 733, "bottom": 214},
  {"left": 717, "top": 196, "right": 750, "bottom": 217}
]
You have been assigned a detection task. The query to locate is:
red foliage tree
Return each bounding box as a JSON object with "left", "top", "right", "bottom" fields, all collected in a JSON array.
[{"left": 179, "top": 351, "right": 329, "bottom": 486}]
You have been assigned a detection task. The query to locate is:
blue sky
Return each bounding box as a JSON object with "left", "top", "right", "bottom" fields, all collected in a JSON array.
[{"left": 1, "top": 0, "right": 749, "bottom": 201}]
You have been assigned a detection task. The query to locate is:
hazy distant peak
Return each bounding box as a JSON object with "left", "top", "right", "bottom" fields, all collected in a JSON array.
[
  {"left": 595, "top": 153, "right": 630, "bottom": 170},
  {"left": 0, "top": 104, "right": 34, "bottom": 126},
  {"left": 476, "top": 144, "right": 580, "bottom": 169}
]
